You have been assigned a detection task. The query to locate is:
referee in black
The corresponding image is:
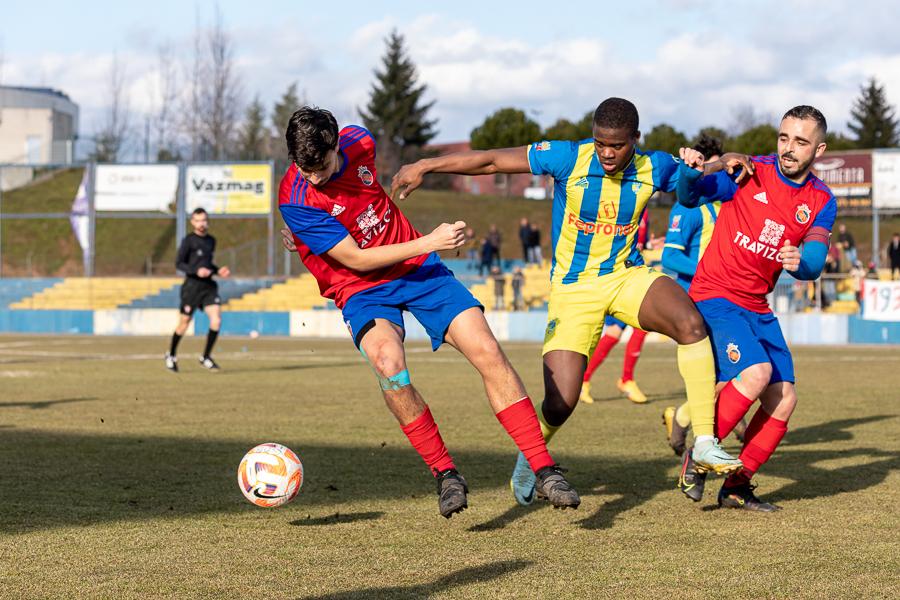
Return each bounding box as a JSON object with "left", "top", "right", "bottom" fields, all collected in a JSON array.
[{"left": 166, "top": 207, "right": 231, "bottom": 372}]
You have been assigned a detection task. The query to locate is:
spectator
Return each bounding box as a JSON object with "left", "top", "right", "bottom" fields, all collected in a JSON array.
[
  {"left": 528, "top": 222, "right": 543, "bottom": 265},
  {"left": 866, "top": 261, "right": 880, "bottom": 280},
  {"left": 822, "top": 244, "right": 841, "bottom": 308},
  {"left": 479, "top": 237, "right": 495, "bottom": 276},
  {"left": 837, "top": 223, "right": 856, "bottom": 270},
  {"left": 487, "top": 224, "right": 502, "bottom": 268},
  {"left": 511, "top": 266, "right": 525, "bottom": 311},
  {"left": 888, "top": 232, "right": 900, "bottom": 280},
  {"left": 491, "top": 266, "right": 506, "bottom": 310},
  {"left": 848, "top": 260, "right": 866, "bottom": 304},
  {"left": 518, "top": 217, "right": 531, "bottom": 261},
  {"left": 464, "top": 227, "right": 478, "bottom": 270}
]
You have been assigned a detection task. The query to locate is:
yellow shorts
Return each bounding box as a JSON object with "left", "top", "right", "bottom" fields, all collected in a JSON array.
[{"left": 542, "top": 265, "right": 665, "bottom": 357}]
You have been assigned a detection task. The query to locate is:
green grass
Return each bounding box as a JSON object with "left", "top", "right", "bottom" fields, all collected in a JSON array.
[
  {"left": 5, "top": 169, "right": 898, "bottom": 277},
  {"left": 0, "top": 336, "right": 898, "bottom": 598}
]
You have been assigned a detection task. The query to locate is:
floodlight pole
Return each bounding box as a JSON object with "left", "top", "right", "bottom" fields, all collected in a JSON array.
[
  {"left": 872, "top": 207, "right": 880, "bottom": 269},
  {"left": 267, "top": 160, "right": 275, "bottom": 276},
  {"left": 0, "top": 165, "right": 4, "bottom": 279},
  {"left": 176, "top": 162, "right": 186, "bottom": 259},
  {"left": 86, "top": 162, "right": 96, "bottom": 277}
]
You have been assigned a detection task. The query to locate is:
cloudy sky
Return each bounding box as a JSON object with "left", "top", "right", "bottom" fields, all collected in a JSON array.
[{"left": 3, "top": 0, "right": 900, "bottom": 147}]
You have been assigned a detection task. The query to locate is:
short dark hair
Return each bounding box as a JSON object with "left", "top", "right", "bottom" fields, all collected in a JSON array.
[
  {"left": 286, "top": 106, "right": 340, "bottom": 168},
  {"left": 191, "top": 207, "right": 207, "bottom": 217},
  {"left": 692, "top": 133, "right": 724, "bottom": 159},
  {"left": 593, "top": 97, "right": 639, "bottom": 135},
  {"left": 782, "top": 105, "right": 827, "bottom": 137}
]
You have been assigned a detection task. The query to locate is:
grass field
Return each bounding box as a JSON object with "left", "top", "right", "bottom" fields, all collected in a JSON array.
[{"left": 1, "top": 335, "right": 898, "bottom": 599}]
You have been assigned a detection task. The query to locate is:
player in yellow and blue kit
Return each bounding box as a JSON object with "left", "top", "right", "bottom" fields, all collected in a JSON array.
[{"left": 393, "top": 98, "right": 745, "bottom": 507}]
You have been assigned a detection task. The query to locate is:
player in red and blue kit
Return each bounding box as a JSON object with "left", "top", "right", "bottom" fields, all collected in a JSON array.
[
  {"left": 676, "top": 106, "right": 837, "bottom": 511},
  {"left": 278, "top": 107, "right": 579, "bottom": 518}
]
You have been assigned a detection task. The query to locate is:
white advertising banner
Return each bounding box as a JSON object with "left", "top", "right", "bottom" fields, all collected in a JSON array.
[
  {"left": 94, "top": 164, "right": 179, "bottom": 212},
  {"left": 862, "top": 279, "right": 900, "bottom": 321},
  {"left": 872, "top": 151, "right": 900, "bottom": 209},
  {"left": 186, "top": 163, "right": 272, "bottom": 214}
]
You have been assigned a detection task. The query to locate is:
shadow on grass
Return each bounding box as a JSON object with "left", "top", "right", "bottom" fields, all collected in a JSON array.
[
  {"left": 0, "top": 397, "right": 98, "bottom": 410},
  {"left": 1, "top": 414, "right": 896, "bottom": 534},
  {"left": 291, "top": 511, "right": 384, "bottom": 526},
  {"left": 298, "top": 559, "right": 532, "bottom": 600},
  {"left": 785, "top": 415, "right": 896, "bottom": 446},
  {"left": 219, "top": 362, "right": 361, "bottom": 375}
]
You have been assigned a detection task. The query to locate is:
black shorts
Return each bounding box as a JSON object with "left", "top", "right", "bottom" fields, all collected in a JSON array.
[{"left": 180, "top": 279, "right": 220, "bottom": 315}]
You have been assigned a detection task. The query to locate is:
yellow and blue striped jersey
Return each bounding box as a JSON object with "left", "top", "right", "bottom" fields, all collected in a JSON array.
[
  {"left": 528, "top": 139, "right": 681, "bottom": 285},
  {"left": 663, "top": 201, "right": 722, "bottom": 291}
]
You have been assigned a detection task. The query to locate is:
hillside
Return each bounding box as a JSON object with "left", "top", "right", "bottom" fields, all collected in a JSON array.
[{"left": 1, "top": 168, "right": 897, "bottom": 276}]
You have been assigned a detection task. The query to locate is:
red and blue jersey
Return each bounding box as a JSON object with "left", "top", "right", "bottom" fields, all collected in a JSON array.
[
  {"left": 688, "top": 155, "right": 837, "bottom": 313},
  {"left": 278, "top": 126, "right": 427, "bottom": 308}
]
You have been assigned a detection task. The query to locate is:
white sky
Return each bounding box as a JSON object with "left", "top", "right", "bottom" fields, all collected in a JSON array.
[{"left": 3, "top": 0, "right": 900, "bottom": 145}]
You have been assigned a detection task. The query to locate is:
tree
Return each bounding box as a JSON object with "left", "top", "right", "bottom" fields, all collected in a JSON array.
[
  {"left": 730, "top": 124, "right": 778, "bottom": 156},
  {"left": 92, "top": 55, "right": 131, "bottom": 162},
  {"left": 238, "top": 96, "right": 268, "bottom": 160},
  {"left": 544, "top": 111, "right": 593, "bottom": 140},
  {"left": 642, "top": 124, "right": 688, "bottom": 154},
  {"left": 154, "top": 42, "right": 179, "bottom": 161},
  {"left": 470, "top": 108, "right": 540, "bottom": 195},
  {"left": 359, "top": 30, "right": 437, "bottom": 178},
  {"left": 824, "top": 132, "right": 858, "bottom": 151},
  {"left": 270, "top": 82, "right": 302, "bottom": 161},
  {"left": 848, "top": 77, "right": 899, "bottom": 148}
]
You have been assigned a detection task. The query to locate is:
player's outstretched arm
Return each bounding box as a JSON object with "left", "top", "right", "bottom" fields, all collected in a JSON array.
[
  {"left": 325, "top": 221, "right": 467, "bottom": 272},
  {"left": 391, "top": 147, "right": 531, "bottom": 200},
  {"left": 661, "top": 246, "right": 697, "bottom": 277},
  {"left": 780, "top": 239, "right": 828, "bottom": 280}
]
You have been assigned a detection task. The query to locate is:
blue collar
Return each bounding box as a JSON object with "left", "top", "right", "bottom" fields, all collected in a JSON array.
[{"left": 773, "top": 156, "right": 808, "bottom": 188}]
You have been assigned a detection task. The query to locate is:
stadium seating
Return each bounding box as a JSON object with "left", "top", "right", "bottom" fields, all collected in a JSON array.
[
  {"left": 223, "top": 273, "right": 331, "bottom": 311},
  {"left": 470, "top": 263, "right": 551, "bottom": 311},
  {"left": 10, "top": 277, "right": 182, "bottom": 310},
  {"left": 0, "top": 278, "right": 63, "bottom": 309},
  {"left": 125, "top": 278, "right": 277, "bottom": 309}
]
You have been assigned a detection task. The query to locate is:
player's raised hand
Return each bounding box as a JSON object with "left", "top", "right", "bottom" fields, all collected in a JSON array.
[
  {"left": 391, "top": 162, "right": 426, "bottom": 201},
  {"left": 426, "top": 221, "right": 467, "bottom": 252},
  {"left": 678, "top": 147, "right": 706, "bottom": 170},
  {"left": 719, "top": 152, "right": 755, "bottom": 183},
  {"left": 280, "top": 227, "right": 297, "bottom": 252},
  {"left": 779, "top": 239, "right": 801, "bottom": 271},
  {"left": 218, "top": 266, "right": 231, "bottom": 278}
]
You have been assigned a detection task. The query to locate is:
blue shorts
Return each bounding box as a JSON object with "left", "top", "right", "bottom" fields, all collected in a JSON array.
[
  {"left": 695, "top": 298, "right": 794, "bottom": 384},
  {"left": 604, "top": 315, "right": 627, "bottom": 329},
  {"left": 341, "top": 254, "right": 483, "bottom": 351}
]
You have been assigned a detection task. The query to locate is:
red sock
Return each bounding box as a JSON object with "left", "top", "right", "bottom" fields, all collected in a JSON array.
[
  {"left": 584, "top": 334, "right": 619, "bottom": 382},
  {"left": 400, "top": 407, "right": 455, "bottom": 476},
  {"left": 496, "top": 397, "right": 555, "bottom": 473},
  {"left": 621, "top": 328, "right": 647, "bottom": 382},
  {"left": 725, "top": 408, "right": 788, "bottom": 487},
  {"left": 715, "top": 381, "right": 756, "bottom": 440}
]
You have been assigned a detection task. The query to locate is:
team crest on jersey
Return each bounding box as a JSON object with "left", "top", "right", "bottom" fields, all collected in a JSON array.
[
  {"left": 631, "top": 181, "right": 643, "bottom": 193},
  {"left": 357, "top": 166, "right": 374, "bottom": 186},
  {"left": 331, "top": 204, "right": 345, "bottom": 217},
  {"left": 544, "top": 318, "right": 559, "bottom": 343},
  {"left": 726, "top": 342, "right": 741, "bottom": 364},
  {"left": 758, "top": 219, "right": 785, "bottom": 247},
  {"left": 533, "top": 141, "right": 551, "bottom": 151},
  {"left": 795, "top": 203, "right": 811, "bottom": 224},
  {"left": 671, "top": 215, "right": 682, "bottom": 230}
]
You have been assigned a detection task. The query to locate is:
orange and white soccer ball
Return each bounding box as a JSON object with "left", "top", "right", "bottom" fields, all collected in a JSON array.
[{"left": 237, "top": 443, "right": 304, "bottom": 508}]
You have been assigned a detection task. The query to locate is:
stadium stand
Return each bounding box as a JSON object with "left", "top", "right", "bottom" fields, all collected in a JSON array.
[
  {"left": 0, "top": 278, "right": 63, "bottom": 309},
  {"left": 10, "top": 278, "right": 182, "bottom": 310},
  {"left": 125, "top": 279, "right": 276, "bottom": 309},
  {"left": 224, "top": 274, "right": 330, "bottom": 311}
]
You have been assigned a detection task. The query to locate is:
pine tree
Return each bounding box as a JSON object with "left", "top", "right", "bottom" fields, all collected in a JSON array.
[
  {"left": 238, "top": 96, "right": 267, "bottom": 160},
  {"left": 848, "top": 78, "right": 899, "bottom": 148},
  {"left": 359, "top": 30, "right": 437, "bottom": 178},
  {"left": 270, "top": 82, "right": 302, "bottom": 162}
]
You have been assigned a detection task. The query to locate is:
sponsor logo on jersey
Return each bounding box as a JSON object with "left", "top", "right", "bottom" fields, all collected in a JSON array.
[
  {"left": 758, "top": 219, "right": 785, "bottom": 247},
  {"left": 795, "top": 203, "right": 811, "bottom": 224},
  {"left": 754, "top": 192, "right": 768, "bottom": 204},
  {"left": 726, "top": 342, "right": 741, "bottom": 364},
  {"left": 534, "top": 141, "right": 551, "bottom": 151},
  {"left": 733, "top": 230, "right": 782, "bottom": 262},
  {"left": 357, "top": 166, "right": 374, "bottom": 186},
  {"left": 567, "top": 212, "right": 636, "bottom": 236},
  {"left": 331, "top": 204, "right": 345, "bottom": 217},
  {"left": 356, "top": 203, "right": 393, "bottom": 247}
]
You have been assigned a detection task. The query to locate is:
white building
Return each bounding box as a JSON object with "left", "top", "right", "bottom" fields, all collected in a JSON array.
[{"left": 0, "top": 85, "right": 79, "bottom": 165}]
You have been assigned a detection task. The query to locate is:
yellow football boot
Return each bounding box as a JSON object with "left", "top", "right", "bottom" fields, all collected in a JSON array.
[
  {"left": 617, "top": 378, "right": 647, "bottom": 404},
  {"left": 579, "top": 382, "right": 594, "bottom": 404}
]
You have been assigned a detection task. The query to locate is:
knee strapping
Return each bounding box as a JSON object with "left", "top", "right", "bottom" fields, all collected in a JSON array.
[{"left": 379, "top": 369, "right": 411, "bottom": 391}]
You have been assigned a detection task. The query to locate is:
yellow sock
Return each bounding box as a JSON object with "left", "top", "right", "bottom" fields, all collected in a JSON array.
[
  {"left": 674, "top": 402, "right": 691, "bottom": 428},
  {"left": 537, "top": 408, "right": 560, "bottom": 443},
  {"left": 677, "top": 338, "right": 717, "bottom": 438}
]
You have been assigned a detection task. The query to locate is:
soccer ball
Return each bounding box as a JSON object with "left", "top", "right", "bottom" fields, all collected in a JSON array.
[{"left": 237, "top": 443, "right": 304, "bottom": 508}]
